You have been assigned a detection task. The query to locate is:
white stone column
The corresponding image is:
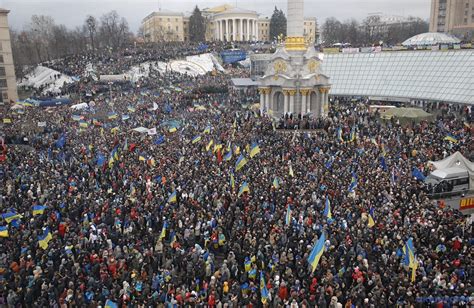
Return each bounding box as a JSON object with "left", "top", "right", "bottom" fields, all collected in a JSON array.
[
  {"left": 287, "top": 0, "right": 304, "bottom": 37},
  {"left": 227, "top": 19, "right": 231, "bottom": 41},
  {"left": 301, "top": 93, "right": 306, "bottom": 116},
  {"left": 254, "top": 20, "right": 258, "bottom": 40},
  {"left": 283, "top": 91, "right": 289, "bottom": 115},
  {"left": 259, "top": 89, "right": 265, "bottom": 114},
  {"left": 289, "top": 92, "right": 295, "bottom": 114},
  {"left": 232, "top": 19, "right": 236, "bottom": 41},
  {"left": 239, "top": 19, "right": 243, "bottom": 41},
  {"left": 246, "top": 19, "right": 250, "bottom": 41},
  {"left": 265, "top": 91, "right": 270, "bottom": 112}
]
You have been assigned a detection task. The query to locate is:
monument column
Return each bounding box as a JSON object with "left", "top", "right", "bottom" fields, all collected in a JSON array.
[
  {"left": 258, "top": 88, "right": 266, "bottom": 114},
  {"left": 239, "top": 19, "right": 243, "bottom": 41},
  {"left": 264, "top": 88, "right": 271, "bottom": 112},
  {"left": 300, "top": 89, "right": 310, "bottom": 115},
  {"left": 283, "top": 89, "right": 290, "bottom": 115},
  {"left": 288, "top": 89, "right": 296, "bottom": 114},
  {"left": 233, "top": 19, "right": 236, "bottom": 41}
]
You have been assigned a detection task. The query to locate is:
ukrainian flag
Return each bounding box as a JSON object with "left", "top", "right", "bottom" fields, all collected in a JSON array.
[
  {"left": 235, "top": 155, "right": 248, "bottom": 172},
  {"left": 443, "top": 134, "right": 458, "bottom": 143},
  {"left": 72, "top": 115, "right": 82, "bottom": 121},
  {"left": 79, "top": 120, "right": 88, "bottom": 128},
  {"left": 170, "top": 231, "right": 177, "bottom": 247},
  {"left": 32, "top": 205, "right": 47, "bottom": 216},
  {"left": 110, "top": 127, "right": 119, "bottom": 134},
  {"left": 350, "top": 127, "right": 356, "bottom": 142},
  {"left": 159, "top": 221, "right": 167, "bottom": 240},
  {"left": 260, "top": 271, "right": 269, "bottom": 304},
  {"left": 107, "top": 112, "right": 118, "bottom": 120},
  {"left": 348, "top": 172, "right": 358, "bottom": 192},
  {"left": 368, "top": 208, "right": 375, "bottom": 228},
  {"left": 337, "top": 127, "right": 344, "bottom": 142},
  {"left": 404, "top": 238, "right": 416, "bottom": 267},
  {"left": 285, "top": 205, "right": 292, "bottom": 226},
  {"left": 203, "top": 125, "right": 211, "bottom": 134},
  {"left": 168, "top": 191, "right": 177, "bottom": 203},
  {"left": 105, "top": 299, "right": 118, "bottom": 308},
  {"left": 169, "top": 126, "right": 177, "bottom": 133},
  {"left": 230, "top": 173, "right": 235, "bottom": 189},
  {"left": 127, "top": 106, "right": 136, "bottom": 113},
  {"left": 206, "top": 139, "right": 214, "bottom": 151},
  {"left": 307, "top": 232, "right": 326, "bottom": 273},
  {"left": 138, "top": 153, "right": 146, "bottom": 161},
  {"left": 244, "top": 257, "right": 251, "bottom": 272},
  {"left": 192, "top": 135, "right": 202, "bottom": 144},
  {"left": 250, "top": 143, "right": 261, "bottom": 158},
  {"left": 323, "top": 197, "right": 332, "bottom": 219},
  {"left": 38, "top": 227, "right": 53, "bottom": 250},
  {"left": 238, "top": 181, "right": 250, "bottom": 197},
  {"left": 272, "top": 177, "right": 280, "bottom": 189},
  {"left": 1, "top": 212, "right": 23, "bottom": 224},
  {"left": 0, "top": 226, "right": 8, "bottom": 237},
  {"left": 224, "top": 149, "right": 233, "bottom": 161}
]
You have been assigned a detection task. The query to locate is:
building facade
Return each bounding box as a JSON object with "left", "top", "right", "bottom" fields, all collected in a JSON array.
[
  {"left": 258, "top": 0, "right": 330, "bottom": 118},
  {"left": 142, "top": 10, "right": 185, "bottom": 42},
  {"left": 143, "top": 4, "right": 318, "bottom": 43},
  {"left": 0, "top": 8, "right": 17, "bottom": 103},
  {"left": 430, "top": 0, "right": 474, "bottom": 37}
]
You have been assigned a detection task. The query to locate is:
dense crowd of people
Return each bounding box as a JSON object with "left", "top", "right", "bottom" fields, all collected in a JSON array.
[{"left": 1, "top": 43, "right": 473, "bottom": 308}]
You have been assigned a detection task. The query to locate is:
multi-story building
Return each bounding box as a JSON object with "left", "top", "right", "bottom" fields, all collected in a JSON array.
[
  {"left": 143, "top": 4, "right": 318, "bottom": 43},
  {"left": 0, "top": 8, "right": 17, "bottom": 103},
  {"left": 430, "top": 0, "right": 474, "bottom": 37},
  {"left": 142, "top": 10, "right": 185, "bottom": 42}
]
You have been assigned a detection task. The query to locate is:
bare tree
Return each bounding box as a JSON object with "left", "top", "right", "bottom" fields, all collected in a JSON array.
[
  {"left": 99, "top": 11, "right": 130, "bottom": 50},
  {"left": 85, "top": 15, "right": 97, "bottom": 51}
]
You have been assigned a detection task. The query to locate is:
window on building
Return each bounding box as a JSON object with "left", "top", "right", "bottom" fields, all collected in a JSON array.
[
  {"left": 175, "top": 18, "right": 178, "bottom": 22},
  {"left": 0, "top": 55, "right": 3, "bottom": 63},
  {"left": 176, "top": 26, "right": 179, "bottom": 31},
  {"left": 0, "top": 42, "right": 2, "bottom": 51},
  {"left": 0, "top": 79, "right": 7, "bottom": 88},
  {"left": 0, "top": 67, "right": 5, "bottom": 77},
  {"left": 168, "top": 18, "right": 170, "bottom": 22},
  {"left": 2, "top": 92, "right": 7, "bottom": 100}
]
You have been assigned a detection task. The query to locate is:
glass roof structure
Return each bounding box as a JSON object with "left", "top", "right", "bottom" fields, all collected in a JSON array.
[
  {"left": 402, "top": 32, "right": 461, "bottom": 47},
  {"left": 322, "top": 50, "right": 473, "bottom": 105}
]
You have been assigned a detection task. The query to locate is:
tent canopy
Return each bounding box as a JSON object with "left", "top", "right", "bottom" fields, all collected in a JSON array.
[
  {"left": 380, "top": 107, "right": 434, "bottom": 123},
  {"left": 429, "top": 151, "right": 474, "bottom": 188}
]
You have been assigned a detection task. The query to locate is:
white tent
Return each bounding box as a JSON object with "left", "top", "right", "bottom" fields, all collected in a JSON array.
[{"left": 429, "top": 152, "right": 474, "bottom": 188}]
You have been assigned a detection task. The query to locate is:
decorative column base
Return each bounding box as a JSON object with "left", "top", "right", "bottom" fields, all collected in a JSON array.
[{"left": 285, "top": 36, "right": 307, "bottom": 51}]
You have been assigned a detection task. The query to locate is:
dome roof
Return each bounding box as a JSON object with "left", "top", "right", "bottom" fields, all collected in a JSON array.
[
  {"left": 214, "top": 7, "right": 258, "bottom": 17},
  {"left": 402, "top": 32, "right": 460, "bottom": 47}
]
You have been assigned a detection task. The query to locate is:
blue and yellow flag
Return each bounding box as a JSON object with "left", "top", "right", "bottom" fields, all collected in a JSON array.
[
  {"left": 138, "top": 152, "right": 146, "bottom": 161},
  {"left": 285, "top": 205, "right": 292, "bottom": 226},
  {"left": 168, "top": 191, "right": 177, "bottom": 203},
  {"left": 368, "top": 208, "right": 375, "bottom": 228},
  {"left": 337, "top": 127, "right": 344, "bottom": 143},
  {"left": 79, "top": 120, "right": 89, "bottom": 128},
  {"left": 244, "top": 257, "right": 251, "bottom": 272},
  {"left": 206, "top": 139, "right": 214, "bottom": 151},
  {"left": 250, "top": 142, "right": 261, "bottom": 158},
  {"left": 350, "top": 126, "right": 356, "bottom": 142},
  {"left": 403, "top": 237, "right": 418, "bottom": 282},
  {"left": 203, "top": 125, "right": 211, "bottom": 134},
  {"left": 2, "top": 212, "right": 23, "bottom": 224},
  {"left": 260, "top": 271, "right": 269, "bottom": 304},
  {"left": 32, "top": 205, "right": 47, "bottom": 216},
  {"left": 238, "top": 181, "right": 250, "bottom": 197},
  {"left": 107, "top": 112, "right": 118, "bottom": 120},
  {"left": 443, "top": 134, "right": 458, "bottom": 143},
  {"left": 307, "top": 232, "right": 326, "bottom": 273},
  {"left": 348, "top": 172, "right": 358, "bottom": 193},
  {"left": 127, "top": 106, "right": 136, "bottom": 113},
  {"left": 235, "top": 154, "right": 248, "bottom": 172},
  {"left": 0, "top": 226, "right": 8, "bottom": 237},
  {"left": 323, "top": 197, "right": 332, "bottom": 219},
  {"left": 272, "top": 177, "right": 281, "bottom": 189},
  {"left": 192, "top": 135, "right": 202, "bottom": 144},
  {"left": 230, "top": 173, "right": 235, "bottom": 189},
  {"left": 170, "top": 231, "right": 177, "bottom": 247},
  {"left": 224, "top": 149, "right": 233, "bottom": 161},
  {"left": 159, "top": 221, "right": 167, "bottom": 240},
  {"left": 169, "top": 126, "right": 177, "bottom": 133},
  {"left": 105, "top": 299, "right": 118, "bottom": 308},
  {"left": 38, "top": 227, "right": 53, "bottom": 250}
]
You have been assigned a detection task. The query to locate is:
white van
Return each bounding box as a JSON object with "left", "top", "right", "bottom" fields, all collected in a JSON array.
[{"left": 425, "top": 167, "right": 470, "bottom": 196}]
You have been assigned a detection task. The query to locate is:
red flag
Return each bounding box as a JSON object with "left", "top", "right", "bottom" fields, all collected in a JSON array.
[
  {"left": 217, "top": 149, "right": 222, "bottom": 163},
  {"left": 129, "top": 143, "right": 137, "bottom": 152}
]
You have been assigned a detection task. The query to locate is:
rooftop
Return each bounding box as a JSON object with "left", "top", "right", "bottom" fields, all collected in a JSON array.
[{"left": 402, "top": 32, "right": 461, "bottom": 47}]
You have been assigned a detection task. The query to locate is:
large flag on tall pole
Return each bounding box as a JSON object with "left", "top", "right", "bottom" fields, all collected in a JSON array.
[{"left": 307, "top": 232, "right": 326, "bottom": 273}]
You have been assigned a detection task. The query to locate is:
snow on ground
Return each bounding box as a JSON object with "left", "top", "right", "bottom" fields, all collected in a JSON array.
[
  {"left": 126, "top": 53, "right": 225, "bottom": 81},
  {"left": 18, "top": 66, "right": 74, "bottom": 95}
]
